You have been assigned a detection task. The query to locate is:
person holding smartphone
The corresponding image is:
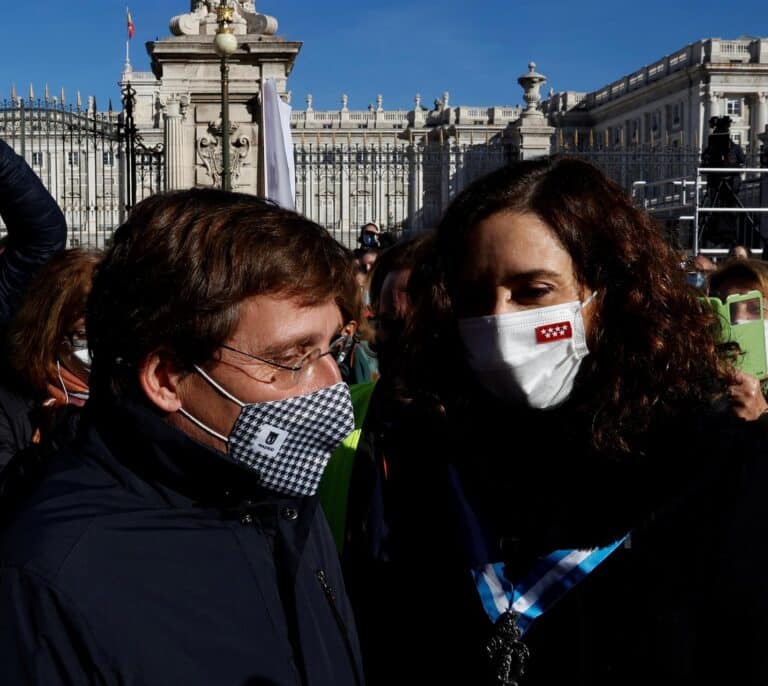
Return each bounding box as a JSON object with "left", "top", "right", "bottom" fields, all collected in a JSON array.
[{"left": 709, "top": 259, "right": 768, "bottom": 419}]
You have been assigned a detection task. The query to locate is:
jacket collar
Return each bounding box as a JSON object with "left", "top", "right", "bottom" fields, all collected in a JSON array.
[{"left": 82, "top": 391, "right": 304, "bottom": 511}]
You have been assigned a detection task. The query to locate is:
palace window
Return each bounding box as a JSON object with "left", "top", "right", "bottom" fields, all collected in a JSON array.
[
  {"left": 103, "top": 151, "right": 115, "bottom": 166},
  {"left": 31, "top": 152, "right": 44, "bottom": 167},
  {"left": 67, "top": 151, "right": 80, "bottom": 167},
  {"left": 727, "top": 98, "right": 742, "bottom": 117}
]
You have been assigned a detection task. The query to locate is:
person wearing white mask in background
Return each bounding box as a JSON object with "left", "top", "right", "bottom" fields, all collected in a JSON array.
[
  {"left": 709, "top": 258, "right": 768, "bottom": 419},
  {"left": 0, "top": 249, "right": 101, "bottom": 472},
  {"left": 343, "top": 157, "right": 768, "bottom": 686}
]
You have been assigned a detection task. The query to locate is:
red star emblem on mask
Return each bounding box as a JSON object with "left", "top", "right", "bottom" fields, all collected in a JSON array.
[{"left": 535, "top": 321, "right": 573, "bottom": 344}]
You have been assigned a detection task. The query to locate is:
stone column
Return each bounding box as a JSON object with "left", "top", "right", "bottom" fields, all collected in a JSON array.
[
  {"left": 712, "top": 91, "right": 725, "bottom": 118},
  {"left": 509, "top": 62, "right": 555, "bottom": 160},
  {"left": 412, "top": 94, "right": 426, "bottom": 128},
  {"left": 340, "top": 141, "right": 350, "bottom": 232},
  {"left": 758, "top": 126, "right": 768, "bottom": 249},
  {"left": 163, "top": 95, "right": 188, "bottom": 190},
  {"left": 149, "top": 2, "right": 301, "bottom": 195},
  {"left": 658, "top": 106, "right": 667, "bottom": 146},
  {"left": 756, "top": 92, "right": 768, "bottom": 139},
  {"left": 340, "top": 94, "right": 350, "bottom": 128},
  {"left": 701, "top": 89, "right": 719, "bottom": 148},
  {"left": 408, "top": 138, "right": 424, "bottom": 232}
]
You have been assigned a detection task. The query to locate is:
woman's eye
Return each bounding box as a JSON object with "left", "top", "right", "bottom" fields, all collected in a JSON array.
[{"left": 514, "top": 285, "right": 553, "bottom": 301}]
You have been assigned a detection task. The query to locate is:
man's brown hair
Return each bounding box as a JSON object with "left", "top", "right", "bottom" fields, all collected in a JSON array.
[{"left": 87, "top": 189, "right": 354, "bottom": 398}]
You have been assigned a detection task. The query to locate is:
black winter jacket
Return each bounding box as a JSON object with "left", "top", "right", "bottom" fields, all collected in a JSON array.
[
  {"left": 344, "top": 387, "right": 768, "bottom": 686},
  {"left": 0, "top": 136, "right": 67, "bottom": 471},
  {"left": 0, "top": 137, "right": 67, "bottom": 325},
  {"left": 0, "top": 394, "right": 364, "bottom": 686}
]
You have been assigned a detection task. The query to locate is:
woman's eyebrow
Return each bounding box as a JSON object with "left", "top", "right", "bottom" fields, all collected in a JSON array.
[{"left": 506, "top": 269, "right": 562, "bottom": 281}]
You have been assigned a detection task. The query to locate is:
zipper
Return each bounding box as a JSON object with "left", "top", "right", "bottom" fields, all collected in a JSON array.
[{"left": 315, "top": 570, "right": 364, "bottom": 686}]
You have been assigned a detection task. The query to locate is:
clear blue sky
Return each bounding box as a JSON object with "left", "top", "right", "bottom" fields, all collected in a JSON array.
[{"left": 0, "top": 1, "right": 765, "bottom": 112}]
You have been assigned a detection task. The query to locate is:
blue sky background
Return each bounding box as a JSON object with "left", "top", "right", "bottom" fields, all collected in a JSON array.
[{"left": 0, "top": 1, "right": 765, "bottom": 111}]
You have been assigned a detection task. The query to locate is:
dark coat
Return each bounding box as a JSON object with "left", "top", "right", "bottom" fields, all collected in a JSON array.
[
  {"left": 0, "top": 383, "right": 35, "bottom": 470},
  {"left": 343, "top": 386, "right": 768, "bottom": 686},
  {"left": 0, "top": 394, "right": 364, "bottom": 686},
  {"left": 0, "top": 136, "right": 67, "bottom": 471},
  {"left": 0, "top": 137, "right": 67, "bottom": 325}
]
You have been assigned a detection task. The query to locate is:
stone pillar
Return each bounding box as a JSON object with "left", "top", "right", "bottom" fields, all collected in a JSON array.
[
  {"left": 508, "top": 62, "right": 555, "bottom": 160},
  {"left": 412, "top": 94, "right": 426, "bottom": 128},
  {"left": 408, "top": 138, "right": 424, "bottom": 232},
  {"left": 712, "top": 91, "right": 725, "bottom": 118},
  {"left": 758, "top": 127, "right": 768, "bottom": 250},
  {"left": 163, "top": 95, "right": 188, "bottom": 190},
  {"left": 148, "top": 1, "right": 301, "bottom": 195},
  {"left": 757, "top": 92, "right": 768, "bottom": 139},
  {"left": 340, "top": 94, "right": 350, "bottom": 128},
  {"left": 439, "top": 134, "right": 452, "bottom": 210},
  {"left": 701, "top": 89, "right": 720, "bottom": 148},
  {"left": 340, "top": 142, "right": 350, "bottom": 232},
  {"left": 376, "top": 138, "right": 386, "bottom": 226}
]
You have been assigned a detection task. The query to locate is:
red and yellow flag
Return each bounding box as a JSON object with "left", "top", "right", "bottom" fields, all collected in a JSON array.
[{"left": 126, "top": 8, "right": 135, "bottom": 39}]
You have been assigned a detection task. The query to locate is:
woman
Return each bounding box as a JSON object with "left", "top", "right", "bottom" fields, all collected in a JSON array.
[
  {"left": 0, "top": 248, "right": 100, "bottom": 470},
  {"left": 344, "top": 158, "right": 768, "bottom": 686}
]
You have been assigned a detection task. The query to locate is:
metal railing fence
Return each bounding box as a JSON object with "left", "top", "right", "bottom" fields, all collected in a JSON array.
[{"left": 0, "top": 96, "right": 164, "bottom": 248}]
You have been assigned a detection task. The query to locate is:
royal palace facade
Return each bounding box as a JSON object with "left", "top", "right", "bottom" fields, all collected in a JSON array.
[{"left": 1, "top": 1, "right": 767, "bottom": 249}]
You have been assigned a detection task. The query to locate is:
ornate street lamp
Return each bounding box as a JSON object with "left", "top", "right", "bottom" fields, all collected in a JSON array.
[{"left": 214, "top": 0, "right": 238, "bottom": 191}]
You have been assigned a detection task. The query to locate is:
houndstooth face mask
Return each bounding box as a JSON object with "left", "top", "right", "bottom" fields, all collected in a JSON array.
[{"left": 179, "top": 366, "right": 355, "bottom": 497}]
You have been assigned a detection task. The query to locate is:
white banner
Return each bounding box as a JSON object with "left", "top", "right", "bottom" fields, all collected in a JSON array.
[{"left": 261, "top": 79, "right": 296, "bottom": 209}]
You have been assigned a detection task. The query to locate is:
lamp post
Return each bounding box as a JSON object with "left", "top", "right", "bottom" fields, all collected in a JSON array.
[{"left": 214, "top": 0, "right": 238, "bottom": 191}]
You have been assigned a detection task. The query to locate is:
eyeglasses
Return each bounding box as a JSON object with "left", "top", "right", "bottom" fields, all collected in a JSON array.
[{"left": 219, "top": 333, "right": 354, "bottom": 390}]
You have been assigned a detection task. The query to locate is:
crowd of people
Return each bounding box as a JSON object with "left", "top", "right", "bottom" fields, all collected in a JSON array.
[{"left": 0, "top": 138, "right": 767, "bottom": 685}]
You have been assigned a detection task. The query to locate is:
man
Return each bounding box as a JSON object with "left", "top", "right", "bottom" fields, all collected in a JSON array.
[
  {"left": 358, "top": 222, "right": 381, "bottom": 249},
  {"left": 0, "top": 190, "right": 364, "bottom": 685},
  {"left": 367, "top": 236, "right": 423, "bottom": 378}
]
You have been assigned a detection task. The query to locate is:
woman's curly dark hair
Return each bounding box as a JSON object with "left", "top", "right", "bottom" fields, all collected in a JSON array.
[{"left": 400, "top": 156, "right": 731, "bottom": 456}]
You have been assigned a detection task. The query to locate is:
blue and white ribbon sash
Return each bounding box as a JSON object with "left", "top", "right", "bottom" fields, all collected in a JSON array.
[{"left": 473, "top": 540, "right": 625, "bottom": 635}]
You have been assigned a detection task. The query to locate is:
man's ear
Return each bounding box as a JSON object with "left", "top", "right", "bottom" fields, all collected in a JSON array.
[
  {"left": 342, "top": 320, "right": 358, "bottom": 337},
  {"left": 138, "top": 350, "right": 186, "bottom": 413}
]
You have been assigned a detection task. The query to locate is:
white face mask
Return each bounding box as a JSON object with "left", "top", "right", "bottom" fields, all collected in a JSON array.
[
  {"left": 72, "top": 347, "right": 92, "bottom": 369},
  {"left": 458, "top": 294, "right": 595, "bottom": 409}
]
